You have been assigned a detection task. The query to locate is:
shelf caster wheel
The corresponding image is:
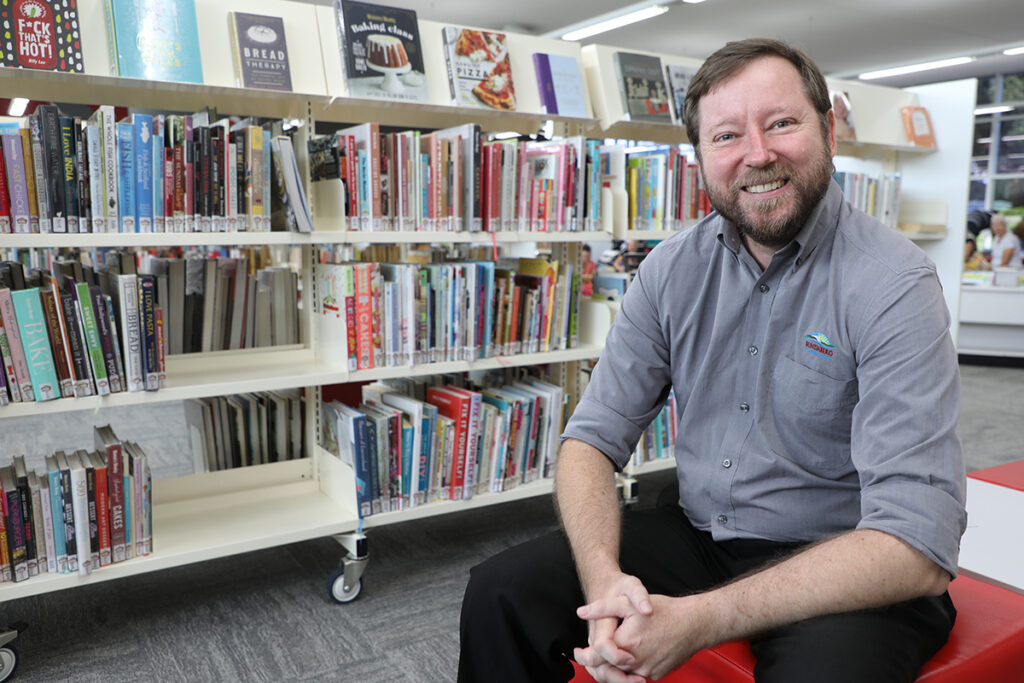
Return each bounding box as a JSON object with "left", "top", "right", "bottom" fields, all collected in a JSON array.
[
  {"left": 328, "top": 567, "right": 363, "bottom": 604},
  {"left": 0, "top": 645, "right": 18, "bottom": 682}
]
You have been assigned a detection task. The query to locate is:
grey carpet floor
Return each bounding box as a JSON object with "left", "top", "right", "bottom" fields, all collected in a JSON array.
[{"left": 1, "top": 359, "right": 1021, "bottom": 682}]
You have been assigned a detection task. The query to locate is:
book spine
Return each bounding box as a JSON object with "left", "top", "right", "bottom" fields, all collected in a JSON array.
[
  {"left": 185, "top": 116, "right": 195, "bottom": 231},
  {"left": 69, "top": 462, "right": 91, "bottom": 575},
  {"left": 116, "top": 122, "right": 136, "bottom": 232},
  {"left": 2, "top": 133, "right": 32, "bottom": 234},
  {"left": 354, "top": 264, "right": 374, "bottom": 370},
  {"left": 0, "top": 289, "right": 33, "bottom": 401},
  {"left": 262, "top": 129, "right": 272, "bottom": 231},
  {"left": 134, "top": 114, "right": 154, "bottom": 232},
  {"left": 13, "top": 463, "right": 36, "bottom": 576},
  {"left": 152, "top": 115, "right": 164, "bottom": 232},
  {"left": 99, "top": 107, "right": 119, "bottom": 232},
  {"left": 106, "top": 443, "right": 125, "bottom": 562},
  {"left": 4, "top": 484, "right": 29, "bottom": 581},
  {"left": 17, "top": 129, "right": 40, "bottom": 232},
  {"left": 75, "top": 118, "right": 91, "bottom": 233},
  {"left": 59, "top": 463, "right": 77, "bottom": 572},
  {"left": 58, "top": 289, "right": 93, "bottom": 397},
  {"left": 74, "top": 281, "right": 110, "bottom": 396},
  {"left": 155, "top": 306, "right": 166, "bottom": 388},
  {"left": 85, "top": 463, "right": 98, "bottom": 567},
  {"left": 93, "top": 462, "right": 111, "bottom": 567},
  {"left": 10, "top": 288, "right": 60, "bottom": 401},
  {"left": 105, "top": 295, "right": 127, "bottom": 391},
  {"left": 39, "top": 107, "right": 67, "bottom": 232},
  {"left": 0, "top": 309, "right": 21, "bottom": 402},
  {"left": 46, "top": 466, "right": 67, "bottom": 573},
  {"left": 39, "top": 480, "right": 56, "bottom": 573},
  {"left": 533, "top": 53, "right": 558, "bottom": 115},
  {"left": 58, "top": 116, "right": 80, "bottom": 232},
  {"left": 172, "top": 118, "right": 186, "bottom": 231},
  {"left": 27, "top": 121, "right": 51, "bottom": 233},
  {"left": 138, "top": 276, "right": 159, "bottom": 391},
  {"left": 89, "top": 285, "right": 122, "bottom": 393},
  {"left": 0, "top": 493, "right": 10, "bottom": 580},
  {"left": 85, "top": 123, "right": 106, "bottom": 232}
]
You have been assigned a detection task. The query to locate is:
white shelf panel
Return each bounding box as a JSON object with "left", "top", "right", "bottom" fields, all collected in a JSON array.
[
  {"left": 0, "top": 473, "right": 358, "bottom": 602},
  {"left": 625, "top": 458, "right": 676, "bottom": 476},
  {"left": 0, "top": 232, "right": 318, "bottom": 249},
  {"left": 362, "top": 477, "right": 554, "bottom": 528},
  {"left": 329, "top": 231, "right": 614, "bottom": 244},
  {"left": 348, "top": 344, "right": 602, "bottom": 383}
]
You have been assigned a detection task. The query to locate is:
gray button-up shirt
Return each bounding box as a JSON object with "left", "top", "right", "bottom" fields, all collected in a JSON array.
[{"left": 562, "top": 180, "right": 966, "bottom": 576}]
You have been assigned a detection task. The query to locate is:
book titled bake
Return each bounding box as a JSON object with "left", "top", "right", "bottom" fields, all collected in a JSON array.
[
  {"left": 0, "top": 0, "right": 84, "bottom": 72},
  {"left": 664, "top": 64, "right": 697, "bottom": 125},
  {"left": 103, "top": 0, "right": 204, "bottom": 83},
  {"left": 613, "top": 51, "right": 671, "bottom": 124},
  {"left": 900, "top": 105, "right": 936, "bottom": 148},
  {"left": 333, "top": 0, "right": 428, "bottom": 103},
  {"left": 228, "top": 11, "right": 292, "bottom": 91},
  {"left": 532, "top": 52, "right": 586, "bottom": 118},
  {"left": 442, "top": 26, "right": 516, "bottom": 111}
]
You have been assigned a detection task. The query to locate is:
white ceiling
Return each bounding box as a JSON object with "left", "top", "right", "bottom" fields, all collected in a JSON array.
[{"left": 313, "top": 0, "right": 1024, "bottom": 89}]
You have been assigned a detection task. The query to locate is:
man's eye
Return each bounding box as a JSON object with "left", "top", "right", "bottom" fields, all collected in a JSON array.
[
  {"left": 772, "top": 120, "right": 792, "bottom": 129},
  {"left": 714, "top": 133, "right": 735, "bottom": 143}
]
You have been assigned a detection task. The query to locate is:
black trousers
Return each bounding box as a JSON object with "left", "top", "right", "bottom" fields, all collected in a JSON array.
[{"left": 458, "top": 497, "right": 956, "bottom": 683}]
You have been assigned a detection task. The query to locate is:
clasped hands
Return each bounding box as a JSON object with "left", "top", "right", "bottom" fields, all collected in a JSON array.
[{"left": 573, "top": 573, "right": 709, "bottom": 683}]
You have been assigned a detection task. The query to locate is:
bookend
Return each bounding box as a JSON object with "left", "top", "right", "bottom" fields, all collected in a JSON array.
[{"left": 327, "top": 531, "right": 368, "bottom": 603}]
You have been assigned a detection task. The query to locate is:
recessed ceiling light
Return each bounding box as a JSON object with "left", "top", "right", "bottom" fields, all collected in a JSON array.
[{"left": 858, "top": 56, "right": 975, "bottom": 80}]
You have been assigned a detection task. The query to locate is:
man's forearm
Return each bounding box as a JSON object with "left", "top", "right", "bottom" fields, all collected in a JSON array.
[
  {"left": 701, "top": 528, "right": 950, "bottom": 646},
  {"left": 555, "top": 438, "right": 623, "bottom": 599}
]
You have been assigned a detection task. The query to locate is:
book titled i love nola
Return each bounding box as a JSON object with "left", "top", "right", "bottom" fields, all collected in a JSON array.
[{"left": 0, "top": 0, "right": 84, "bottom": 72}]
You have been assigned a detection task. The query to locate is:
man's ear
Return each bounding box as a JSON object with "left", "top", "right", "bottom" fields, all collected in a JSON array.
[{"left": 826, "top": 109, "right": 837, "bottom": 157}]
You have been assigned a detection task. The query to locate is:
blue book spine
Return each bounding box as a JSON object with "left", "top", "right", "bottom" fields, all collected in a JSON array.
[
  {"left": 10, "top": 288, "right": 60, "bottom": 402},
  {"left": 357, "top": 149, "right": 369, "bottom": 228},
  {"left": 352, "top": 413, "right": 372, "bottom": 518},
  {"left": 47, "top": 467, "right": 68, "bottom": 572},
  {"left": 401, "top": 420, "right": 414, "bottom": 501},
  {"left": 418, "top": 414, "right": 432, "bottom": 500},
  {"left": 133, "top": 114, "right": 154, "bottom": 232},
  {"left": 152, "top": 115, "right": 164, "bottom": 232},
  {"left": 116, "top": 122, "right": 136, "bottom": 232},
  {"left": 262, "top": 129, "right": 271, "bottom": 231},
  {"left": 137, "top": 275, "right": 159, "bottom": 391},
  {"left": 363, "top": 417, "right": 379, "bottom": 514}
]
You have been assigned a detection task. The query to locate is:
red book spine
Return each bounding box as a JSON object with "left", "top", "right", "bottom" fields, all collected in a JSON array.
[
  {"left": 345, "top": 135, "right": 358, "bottom": 222},
  {"left": 92, "top": 460, "right": 111, "bottom": 566},
  {"left": 479, "top": 145, "right": 491, "bottom": 231},
  {"left": 40, "top": 288, "right": 74, "bottom": 397},
  {"left": 164, "top": 148, "right": 174, "bottom": 225},
  {"left": 0, "top": 146, "right": 11, "bottom": 232},
  {"left": 426, "top": 388, "right": 470, "bottom": 500},
  {"left": 353, "top": 263, "right": 374, "bottom": 370},
  {"left": 106, "top": 443, "right": 126, "bottom": 562},
  {"left": 489, "top": 146, "right": 502, "bottom": 232},
  {"left": 369, "top": 124, "right": 382, "bottom": 228}
]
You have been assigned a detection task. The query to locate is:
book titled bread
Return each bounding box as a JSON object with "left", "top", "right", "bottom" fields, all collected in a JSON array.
[
  {"left": 0, "top": 0, "right": 84, "bottom": 72},
  {"left": 103, "top": 0, "right": 204, "bottom": 83},
  {"left": 333, "top": 0, "right": 428, "bottom": 103},
  {"left": 664, "top": 64, "right": 697, "bottom": 125},
  {"left": 900, "top": 106, "right": 936, "bottom": 148},
  {"left": 613, "top": 51, "right": 671, "bottom": 124},
  {"left": 228, "top": 11, "right": 292, "bottom": 91},
  {"left": 532, "top": 53, "right": 586, "bottom": 118},
  {"left": 442, "top": 26, "right": 516, "bottom": 111}
]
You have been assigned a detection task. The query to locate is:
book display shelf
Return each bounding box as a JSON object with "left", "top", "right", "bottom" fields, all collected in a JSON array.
[{"left": 0, "top": 0, "right": 975, "bottom": 622}]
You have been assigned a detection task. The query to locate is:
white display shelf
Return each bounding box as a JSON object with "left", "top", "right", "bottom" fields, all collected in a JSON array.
[
  {"left": 361, "top": 477, "right": 554, "bottom": 529},
  {"left": 625, "top": 458, "right": 676, "bottom": 477},
  {"left": 0, "top": 459, "right": 358, "bottom": 602}
]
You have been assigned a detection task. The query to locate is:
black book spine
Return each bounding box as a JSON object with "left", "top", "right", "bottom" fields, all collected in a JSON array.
[
  {"left": 211, "top": 131, "right": 223, "bottom": 223},
  {"left": 75, "top": 118, "right": 91, "bottom": 228},
  {"left": 86, "top": 464, "right": 98, "bottom": 564},
  {"left": 60, "top": 466, "right": 76, "bottom": 570},
  {"left": 89, "top": 285, "right": 121, "bottom": 393},
  {"left": 38, "top": 106, "right": 67, "bottom": 229},
  {"left": 199, "top": 127, "right": 211, "bottom": 222},
  {"left": 59, "top": 115, "right": 81, "bottom": 232},
  {"left": 233, "top": 129, "right": 246, "bottom": 226},
  {"left": 59, "top": 288, "right": 92, "bottom": 395}
]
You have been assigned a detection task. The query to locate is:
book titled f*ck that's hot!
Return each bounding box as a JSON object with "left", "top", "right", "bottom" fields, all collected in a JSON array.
[{"left": 0, "top": 0, "right": 84, "bottom": 72}]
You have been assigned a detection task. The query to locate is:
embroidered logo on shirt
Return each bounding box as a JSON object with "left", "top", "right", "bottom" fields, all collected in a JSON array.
[{"left": 804, "top": 333, "right": 836, "bottom": 359}]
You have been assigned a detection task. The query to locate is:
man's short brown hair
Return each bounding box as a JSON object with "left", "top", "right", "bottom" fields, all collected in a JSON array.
[{"left": 683, "top": 38, "right": 832, "bottom": 153}]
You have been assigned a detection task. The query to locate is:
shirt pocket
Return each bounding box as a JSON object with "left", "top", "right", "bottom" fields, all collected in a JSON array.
[{"left": 761, "top": 355, "right": 858, "bottom": 474}]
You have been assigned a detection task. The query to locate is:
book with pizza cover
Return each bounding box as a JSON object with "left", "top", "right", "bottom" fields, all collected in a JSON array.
[
  {"left": 665, "top": 64, "right": 697, "bottom": 125},
  {"left": 104, "top": 0, "right": 204, "bottom": 83},
  {"left": 333, "top": 0, "right": 429, "bottom": 103},
  {"left": 0, "top": 0, "right": 84, "bottom": 72},
  {"left": 442, "top": 26, "right": 516, "bottom": 111},
  {"left": 613, "top": 51, "right": 671, "bottom": 124},
  {"left": 229, "top": 11, "right": 292, "bottom": 91}
]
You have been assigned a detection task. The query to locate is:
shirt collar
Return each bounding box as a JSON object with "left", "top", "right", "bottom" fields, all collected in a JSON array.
[{"left": 715, "top": 179, "right": 845, "bottom": 270}]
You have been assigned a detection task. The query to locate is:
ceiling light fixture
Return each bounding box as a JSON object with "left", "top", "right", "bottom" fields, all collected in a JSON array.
[
  {"left": 1003, "top": 46, "right": 1024, "bottom": 56},
  {"left": 6, "top": 98, "right": 29, "bottom": 117},
  {"left": 974, "top": 105, "right": 1014, "bottom": 116},
  {"left": 544, "top": 1, "right": 674, "bottom": 42},
  {"left": 858, "top": 56, "right": 975, "bottom": 81}
]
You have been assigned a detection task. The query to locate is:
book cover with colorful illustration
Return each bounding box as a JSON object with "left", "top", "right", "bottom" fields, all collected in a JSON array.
[
  {"left": 442, "top": 26, "right": 516, "bottom": 111},
  {"left": 333, "top": 0, "right": 428, "bottom": 103},
  {"left": 0, "top": 0, "right": 83, "bottom": 72},
  {"left": 103, "top": 0, "right": 204, "bottom": 84},
  {"left": 229, "top": 11, "right": 292, "bottom": 91},
  {"left": 613, "top": 51, "right": 671, "bottom": 124}
]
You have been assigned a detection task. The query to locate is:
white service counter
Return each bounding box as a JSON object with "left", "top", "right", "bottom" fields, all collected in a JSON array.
[{"left": 959, "top": 282, "right": 1024, "bottom": 357}]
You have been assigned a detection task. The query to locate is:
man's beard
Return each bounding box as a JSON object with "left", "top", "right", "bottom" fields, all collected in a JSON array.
[{"left": 704, "top": 147, "right": 834, "bottom": 248}]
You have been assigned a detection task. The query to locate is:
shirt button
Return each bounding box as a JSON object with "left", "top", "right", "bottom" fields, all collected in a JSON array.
[
  {"left": 739, "top": 402, "right": 750, "bottom": 413},
  {"left": 717, "top": 514, "right": 728, "bottom": 525},
  {"left": 748, "top": 345, "right": 758, "bottom": 356},
  {"left": 722, "top": 459, "right": 732, "bottom": 468},
  {"left": 759, "top": 284, "right": 770, "bottom": 293}
]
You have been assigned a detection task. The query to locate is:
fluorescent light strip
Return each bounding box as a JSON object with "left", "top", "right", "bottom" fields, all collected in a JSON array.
[
  {"left": 1004, "top": 46, "right": 1024, "bottom": 56},
  {"left": 975, "top": 105, "right": 1014, "bottom": 116},
  {"left": 858, "top": 56, "right": 975, "bottom": 81},
  {"left": 561, "top": 5, "right": 669, "bottom": 41},
  {"left": 6, "top": 98, "right": 29, "bottom": 117}
]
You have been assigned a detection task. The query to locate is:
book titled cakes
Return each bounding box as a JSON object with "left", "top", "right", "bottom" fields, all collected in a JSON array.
[
  {"left": 442, "top": 26, "right": 516, "bottom": 111},
  {"left": 0, "top": 0, "right": 84, "bottom": 72},
  {"left": 332, "top": 0, "right": 429, "bottom": 103}
]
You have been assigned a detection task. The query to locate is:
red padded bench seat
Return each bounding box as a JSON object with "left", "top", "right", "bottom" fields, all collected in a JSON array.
[
  {"left": 571, "top": 573, "right": 1024, "bottom": 683},
  {"left": 968, "top": 459, "right": 1024, "bottom": 492}
]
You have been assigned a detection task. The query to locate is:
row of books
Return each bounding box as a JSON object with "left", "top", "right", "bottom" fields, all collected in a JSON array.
[
  {"left": 310, "top": 123, "right": 605, "bottom": 233},
  {"left": 0, "top": 105, "right": 312, "bottom": 235},
  {"left": 630, "top": 392, "right": 678, "bottom": 467},
  {"left": 609, "top": 144, "right": 709, "bottom": 232},
  {"left": 0, "top": 425, "right": 151, "bottom": 584},
  {"left": 316, "top": 256, "right": 580, "bottom": 372},
  {"left": 833, "top": 171, "right": 903, "bottom": 230},
  {"left": 184, "top": 389, "right": 306, "bottom": 474},
  {"left": 322, "top": 373, "right": 566, "bottom": 517}
]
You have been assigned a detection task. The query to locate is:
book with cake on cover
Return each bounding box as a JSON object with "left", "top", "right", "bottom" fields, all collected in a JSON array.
[
  {"left": 441, "top": 26, "right": 516, "bottom": 111},
  {"left": 103, "top": 0, "right": 204, "bottom": 83},
  {"left": 229, "top": 11, "right": 292, "bottom": 91},
  {"left": 613, "top": 51, "right": 671, "bottom": 124},
  {"left": 0, "top": 0, "right": 84, "bottom": 72},
  {"left": 664, "top": 64, "right": 697, "bottom": 125},
  {"left": 532, "top": 52, "right": 586, "bottom": 118},
  {"left": 332, "top": 0, "right": 429, "bottom": 103}
]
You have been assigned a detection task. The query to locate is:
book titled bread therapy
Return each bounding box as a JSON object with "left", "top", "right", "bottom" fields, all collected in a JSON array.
[
  {"left": 332, "top": 0, "right": 429, "bottom": 103},
  {"left": 229, "top": 11, "right": 293, "bottom": 91}
]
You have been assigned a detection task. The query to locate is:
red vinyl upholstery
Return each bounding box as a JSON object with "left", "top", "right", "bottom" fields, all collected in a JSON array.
[
  {"left": 570, "top": 574, "right": 1024, "bottom": 683},
  {"left": 968, "top": 459, "right": 1024, "bottom": 493}
]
